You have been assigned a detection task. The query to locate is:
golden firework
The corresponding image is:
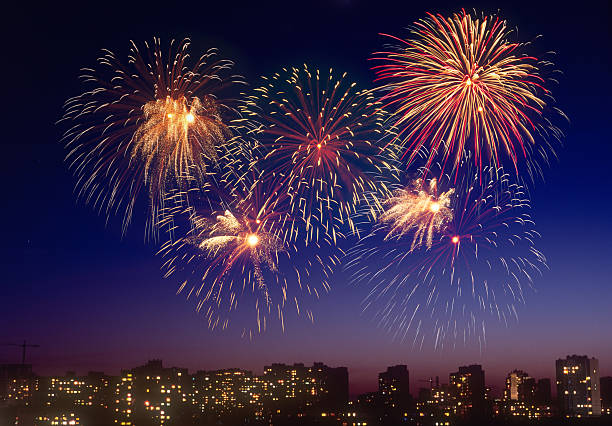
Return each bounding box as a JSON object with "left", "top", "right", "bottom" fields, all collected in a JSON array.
[
  {"left": 158, "top": 176, "right": 337, "bottom": 336},
  {"left": 132, "top": 95, "right": 229, "bottom": 193},
  {"left": 60, "top": 38, "right": 243, "bottom": 236},
  {"left": 190, "top": 210, "right": 285, "bottom": 306},
  {"left": 379, "top": 178, "right": 454, "bottom": 251}
]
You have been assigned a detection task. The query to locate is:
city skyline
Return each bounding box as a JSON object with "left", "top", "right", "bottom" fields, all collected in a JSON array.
[
  {"left": 3, "top": 355, "right": 610, "bottom": 424},
  {"left": 2, "top": 352, "right": 609, "bottom": 400},
  {"left": 3, "top": 0, "right": 611, "bottom": 411}
]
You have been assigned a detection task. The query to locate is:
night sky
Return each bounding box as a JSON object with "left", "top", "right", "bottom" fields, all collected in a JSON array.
[{"left": 3, "top": 0, "right": 611, "bottom": 397}]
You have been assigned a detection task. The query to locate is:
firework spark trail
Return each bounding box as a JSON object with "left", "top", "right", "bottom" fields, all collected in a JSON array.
[
  {"left": 60, "top": 38, "right": 245, "bottom": 237},
  {"left": 159, "top": 205, "right": 285, "bottom": 334},
  {"left": 195, "top": 210, "right": 278, "bottom": 306},
  {"left": 132, "top": 96, "right": 229, "bottom": 187},
  {"left": 157, "top": 175, "right": 338, "bottom": 337},
  {"left": 379, "top": 178, "right": 454, "bottom": 251},
  {"left": 372, "top": 10, "right": 565, "bottom": 180},
  {"left": 348, "top": 164, "right": 546, "bottom": 349},
  {"left": 235, "top": 65, "right": 399, "bottom": 246},
  {"left": 58, "top": 29, "right": 561, "bottom": 339}
]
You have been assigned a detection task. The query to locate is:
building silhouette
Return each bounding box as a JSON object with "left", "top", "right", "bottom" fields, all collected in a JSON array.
[
  {"left": 378, "top": 365, "right": 410, "bottom": 410},
  {"left": 261, "top": 362, "right": 348, "bottom": 415},
  {"left": 42, "top": 371, "right": 114, "bottom": 409},
  {"left": 450, "top": 364, "right": 485, "bottom": 418},
  {"left": 115, "top": 359, "right": 192, "bottom": 425},
  {"left": 556, "top": 355, "right": 601, "bottom": 417},
  {"left": 501, "top": 370, "right": 553, "bottom": 419},
  {"left": 0, "top": 357, "right": 608, "bottom": 424},
  {"left": 309, "top": 362, "right": 349, "bottom": 411},
  {"left": 535, "top": 378, "right": 552, "bottom": 405},
  {"left": 191, "top": 368, "right": 262, "bottom": 415},
  {"left": 0, "top": 363, "right": 41, "bottom": 410},
  {"left": 504, "top": 370, "right": 531, "bottom": 401},
  {"left": 599, "top": 376, "right": 612, "bottom": 416}
]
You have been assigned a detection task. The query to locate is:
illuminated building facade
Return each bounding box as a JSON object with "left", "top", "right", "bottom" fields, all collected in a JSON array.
[
  {"left": 378, "top": 365, "right": 410, "bottom": 409},
  {"left": 191, "top": 368, "right": 262, "bottom": 414},
  {"left": 45, "top": 374, "right": 86, "bottom": 408},
  {"left": 43, "top": 371, "right": 113, "bottom": 409},
  {"left": 504, "top": 370, "right": 530, "bottom": 401},
  {"left": 3, "top": 357, "right": 607, "bottom": 424},
  {"left": 449, "top": 365, "right": 485, "bottom": 417},
  {"left": 2, "top": 360, "right": 351, "bottom": 425},
  {"left": 601, "top": 376, "right": 612, "bottom": 416},
  {"left": 556, "top": 355, "right": 601, "bottom": 417},
  {"left": 34, "top": 412, "right": 81, "bottom": 425},
  {"left": 114, "top": 359, "right": 191, "bottom": 425},
  {"left": 1, "top": 364, "right": 37, "bottom": 406},
  {"left": 309, "top": 362, "right": 349, "bottom": 411},
  {"left": 501, "top": 371, "right": 553, "bottom": 419},
  {"left": 415, "top": 381, "right": 454, "bottom": 425},
  {"left": 262, "top": 362, "right": 314, "bottom": 411},
  {"left": 261, "top": 362, "right": 348, "bottom": 414}
]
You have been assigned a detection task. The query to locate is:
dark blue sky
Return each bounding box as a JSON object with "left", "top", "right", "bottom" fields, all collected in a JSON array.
[{"left": 2, "top": 0, "right": 611, "bottom": 396}]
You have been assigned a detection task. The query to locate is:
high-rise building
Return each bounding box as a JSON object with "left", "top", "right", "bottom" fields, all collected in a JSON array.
[
  {"left": 519, "top": 377, "right": 537, "bottom": 403},
  {"left": 41, "top": 371, "right": 109, "bottom": 408},
  {"left": 262, "top": 363, "right": 314, "bottom": 412},
  {"left": 309, "top": 362, "right": 349, "bottom": 411},
  {"left": 415, "top": 381, "right": 455, "bottom": 422},
  {"left": 502, "top": 371, "right": 552, "bottom": 419},
  {"left": 261, "top": 362, "right": 348, "bottom": 414},
  {"left": 0, "top": 364, "right": 37, "bottom": 406},
  {"left": 600, "top": 376, "right": 612, "bottom": 416},
  {"left": 504, "top": 370, "right": 530, "bottom": 401},
  {"left": 535, "top": 378, "right": 552, "bottom": 405},
  {"left": 115, "top": 359, "right": 192, "bottom": 425},
  {"left": 450, "top": 364, "right": 485, "bottom": 417},
  {"left": 556, "top": 355, "right": 601, "bottom": 417},
  {"left": 378, "top": 365, "right": 410, "bottom": 409},
  {"left": 191, "top": 368, "right": 262, "bottom": 414}
]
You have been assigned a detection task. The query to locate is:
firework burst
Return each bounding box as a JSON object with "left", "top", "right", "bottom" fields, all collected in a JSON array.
[
  {"left": 379, "top": 178, "right": 454, "bottom": 251},
  {"left": 132, "top": 95, "right": 229, "bottom": 186},
  {"left": 372, "top": 10, "right": 565, "bottom": 179},
  {"left": 158, "top": 176, "right": 337, "bottom": 337},
  {"left": 191, "top": 209, "right": 283, "bottom": 307},
  {"left": 60, "top": 38, "right": 244, "bottom": 235},
  {"left": 348, "top": 165, "right": 546, "bottom": 349},
  {"left": 236, "top": 65, "right": 398, "bottom": 245}
]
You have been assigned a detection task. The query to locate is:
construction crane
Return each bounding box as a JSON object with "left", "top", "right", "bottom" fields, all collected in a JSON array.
[{"left": 1, "top": 340, "right": 40, "bottom": 364}]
